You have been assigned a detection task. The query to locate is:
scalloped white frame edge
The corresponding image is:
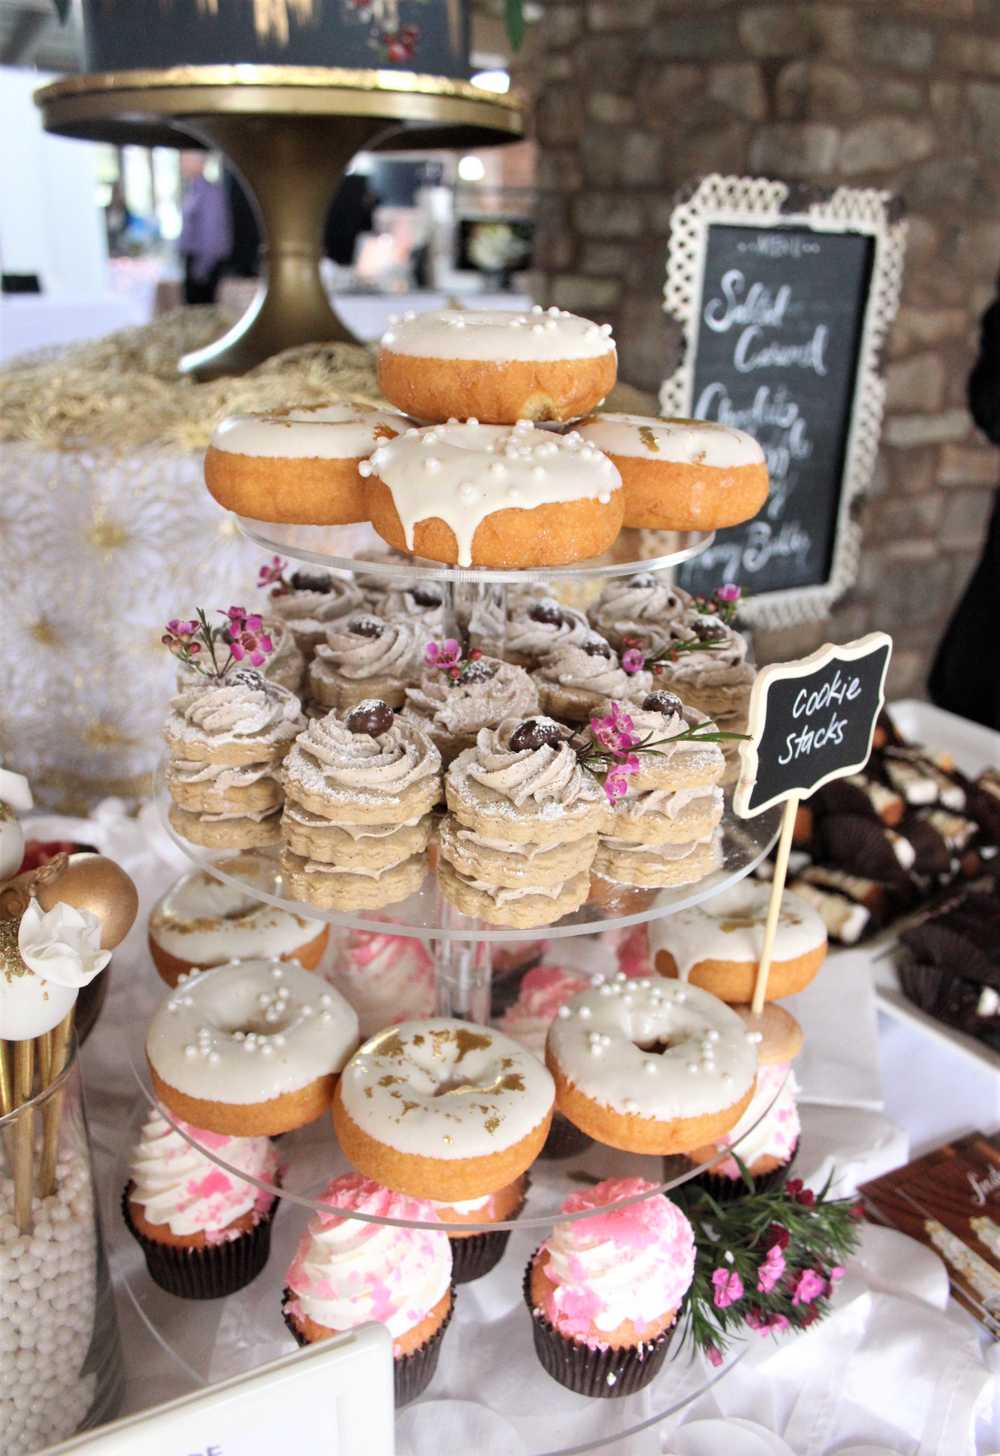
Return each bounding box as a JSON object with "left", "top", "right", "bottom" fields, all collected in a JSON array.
[
  {"left": 734, "top": 630, "right": 894, "bottom": 819},
  {"left": 660, "top": 174, "right": 907, "bottom": 630}
]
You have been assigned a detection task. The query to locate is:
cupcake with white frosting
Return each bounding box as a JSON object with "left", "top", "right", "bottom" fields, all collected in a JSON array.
[
  {"left": 123, "top": 1109, "right": 280, "bottom": 1298},
  {"left": 323, "top": 931, "right": 436, "bottom": 1039}
]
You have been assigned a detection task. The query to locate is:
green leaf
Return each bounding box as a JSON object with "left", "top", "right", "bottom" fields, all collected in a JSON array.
[{"left": 505, "top": 0, "right": 525, "bottom": 50}]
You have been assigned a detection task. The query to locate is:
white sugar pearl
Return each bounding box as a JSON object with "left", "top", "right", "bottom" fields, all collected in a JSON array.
[
  {"left": 644, "top": 1060, "right": 659, "bottom": 1074},
  {"left": 532, "top": 465, "right": 546, "bottom": 481},
  {"left": 209, "top": 1051, "right": 220, "bottom": 1064},
  {"left": 615, "top": 971, "right": 627, "bottom": 982},
  {"left": 320, "top": 1011, "right": 332, "bottom": 1023},
  {"left": 531, "top": 303, "right": 543, "bottom": 314},
  {"left": 382, "top": 331, "right": 395, "bottom": 345},
  {"left": 261, "top": 1044, "right": 274, "bottom": 1057},
  {"left": 557, "top": 1005, "right": 572, "bottom": 1019},
  {"left": 423, "top": 456, "right": 441, "bottom": 474},
  {"left": 234, "top": 1030, "right": 245, "bottom": 1041},
  {"left": 531, "top": 323, "right": 544, "bottom": 335},
  {"left": 184, "top": 1044, "right": 197, "bottom": 1059},
  {"left": 459, "top": 484, "right": 478, "bottom": 502},
  {"left": 489, "top": 461, "right": 506, "bottom": 478},
  {"left": 320, "top": 993, "right": 333, "bottom": 1007},
  {"left": 687, "top": 1062, "right": 700, "bottom": 1073},
  {"left": 467, "top": 416, "right": 479, "bottom": 427},
  {"left": 274, "top": 1034, "right": 286, "bottom": 1047},
  {"left": 578, "top": 1006, "right": 592, "bottom": 1020},
  {"left": 601, "top": 322, "right": 613, "bottom": 335},
  {"left": 507, "top": 487, "right": 522, "bottom": 502},
  {"left": 357, "top": 459, "right": 373, "bottom": 477},
  {"left": 301, "top": 1004, "right": 314, "bottom": 1018},
  {"left": 271, "top": 967, "right": 284, "bottom": 980},
  {"left": 547, "top": 305, "right": 559, "bottom": 316}
]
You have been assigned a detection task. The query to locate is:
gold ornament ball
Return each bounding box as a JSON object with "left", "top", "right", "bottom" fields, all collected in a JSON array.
[{"left": 36, "top": 854, "right": 139, "bottom": 949}]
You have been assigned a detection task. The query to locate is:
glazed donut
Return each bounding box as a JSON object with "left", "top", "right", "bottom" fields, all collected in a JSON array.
[
  {"left": 204, "top": 401, "right": 405, "bottom": 525},
  {"left": 376, "top": 306, "right": 617, "bottom": 424},
  {"left": 146, "top": 959, "right": 359, "bottom": 1136},
  {"left": 576, "top": 414, "right": 768, "bottom": 531},
  {"left": 544, "top": 975, "right": 757, "bottom": 1155},
  {"left": 359, "top": 420, "right": 623, "bottom": 569},
  {"left": 332, "top": 1018, "right": 555, "bottom": 1200},
  {"left": 147, "top": 864, "right": 329, "bottom": 987},
  {"left": 649, "top": 883, "right": 828, "bottom": 1004}
]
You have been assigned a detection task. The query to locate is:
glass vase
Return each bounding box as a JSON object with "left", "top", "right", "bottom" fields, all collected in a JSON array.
[{"left": 0, "top": 1042, "right": 124, "bottom": 1454}]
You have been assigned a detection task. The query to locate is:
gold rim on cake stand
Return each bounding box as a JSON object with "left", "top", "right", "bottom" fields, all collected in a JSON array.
[{"left": 36, "top": 67, "right": 524, "bottom": 379}]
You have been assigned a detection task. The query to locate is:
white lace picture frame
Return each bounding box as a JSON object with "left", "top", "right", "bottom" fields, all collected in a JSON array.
[{"left": 660, "top": 174, "right": 907, "bottom": 630}]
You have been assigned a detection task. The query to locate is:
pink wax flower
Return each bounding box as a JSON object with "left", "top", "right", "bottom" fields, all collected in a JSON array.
[
  {"left": 791, "top": 1268, "right": 826, "bottom": 1306},
  {"left": 716, "top": 584, "right": 741, "bottom": 603},
  {"left": 756, "top": 1243, "right": 786, "bottom": 1294},
  {"left": 424, "top": 637, "right": 462, "bottom": 669},
  {"left": 257, "top": 555, "right": 287, "bottom": 590},
  {"left": 711, "top": 1267, "right": 744, "bottom": 1309},
  {"left": 225, "top": 610, "right": 273, "bottom": 667},
  {"left": 621, "top": 647, "right": 646, "bottom": 675}
]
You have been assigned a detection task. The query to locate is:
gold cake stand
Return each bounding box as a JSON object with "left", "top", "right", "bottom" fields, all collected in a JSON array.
[{"left": 36, "top": 67, "right": 523, "bottom": 378}]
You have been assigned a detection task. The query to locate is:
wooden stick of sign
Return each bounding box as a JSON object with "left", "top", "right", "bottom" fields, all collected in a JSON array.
[
  {"left": 734, "top": 632, "right": 894, "bottom": 1016},
  {"left": 751, "top": 794, "right": 800, "bottom": 1015}
]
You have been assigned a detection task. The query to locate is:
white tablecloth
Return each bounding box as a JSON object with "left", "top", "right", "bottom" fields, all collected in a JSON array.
[
  {"left": 36, "top": 802, "right": 998, "bottom": 1456},
  {"left": 0, "top": 294, "right": 149, "bottom": 363}
]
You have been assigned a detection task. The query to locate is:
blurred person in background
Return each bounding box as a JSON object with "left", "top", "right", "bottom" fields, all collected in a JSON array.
[
  {"left": 928, "top": 287, "right": 1000, "bottom": 730},
  {"left": 179, "top": 152, "right": 232, "bottom": 305}
]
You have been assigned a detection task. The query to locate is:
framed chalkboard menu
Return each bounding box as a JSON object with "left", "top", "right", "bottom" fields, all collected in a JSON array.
[{"left": 661, "top": 175, "right": 906, "bottom": 628}]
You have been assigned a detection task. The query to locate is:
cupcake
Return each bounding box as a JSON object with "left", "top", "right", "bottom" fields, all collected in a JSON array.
[
  {"left": 282, "top": 1173, "right": 454, "bottom": 1407},
  {"left": 324, "top": 930, "right": 436, "bottom": 1038},
  {"left": 122, "top": 1109, "right": 280, "bottom": 1299},
  {"left": 401, "top": 651, "right": 540, "bottom": 762},
  {"left": 431, "top": 1175, "right": 530, "bottom": 1284},
  {"left": 147, "top": 863, "right": 329, "bottom": 986},
  {"left": 498, "top": 962, "right": 595, "bottom": 1158},
  {"left": 267, "top": 567, "right": 364, "bottom": 660},
  {"left": 307, "top": 613, "right": 425, "bottom": 712},
  {"left": 370, "top": 581, "right": 450, "bottom": 637},
  {"left": 525, "top": 1178, "right": 694, "bottom": 1398},
  {"left": 536, "top": 635, "right": 652, "bottom": 723}
]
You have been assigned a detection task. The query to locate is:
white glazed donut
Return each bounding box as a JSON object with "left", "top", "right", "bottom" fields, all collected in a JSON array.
[
  {"left": 360, "top": 420, "right": 624, "bottom": 568},
  {"left": 545, "top": 975, "right": 758, "bottom": 1154},
  {"left": 205, "top": 401, "right": 406, "bottom": 524},
  {"left": 650, "top": 883, "right": 828, "bottom": 1004},
  {"left": 147, "top": 865, "right": 329, "bottom": 986},
  {"left": 332, "top": 1017, "right": 555, "bottom": 1200},
  {"left": 146, "top": 958, "right": 359, "bottom": 1136},
  {"left": 377, "top": 306, "right": 617, "bottom": 424}
]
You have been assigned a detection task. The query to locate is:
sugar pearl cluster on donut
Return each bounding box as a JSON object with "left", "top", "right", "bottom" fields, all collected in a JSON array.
[
  {"left": 377, "top": 305, "right": 617, "bottom": 424},
  {"left": 359, "top": 420, "right": 624, "bottom": 569},
  {"left": 545, "top": 974, "right": 758, "bottom": 1154},
  {"left": 332, "top": 1018, "right": 556, "bottom": 1200},
  {"left": 577, "top": 413, "right": 768, "bottom": 531},
  {"left": 146, "top": 958, "right": 359, "bottom": 1136},
  {"left": 205, "top": 401, "right": 405, "bottom": 525},
  {"left": 649, "top": 882, "right": 828, "bottom": 1003}
]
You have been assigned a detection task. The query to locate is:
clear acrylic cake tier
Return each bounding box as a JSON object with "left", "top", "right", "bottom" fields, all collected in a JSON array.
[
  {"left": 110, "top": 1094, "right": 750, "bottom": 1456},
  {"left": 156, "top": 770, "right": 780, "bottom": 945},
  {"left": 236, "top": 515, "right": 715, "bottom": 584}
]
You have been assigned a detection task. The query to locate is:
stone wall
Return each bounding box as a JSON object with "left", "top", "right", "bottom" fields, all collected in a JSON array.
[{"left": 525, "top": 0, "right": 1000, "bottom": 694}]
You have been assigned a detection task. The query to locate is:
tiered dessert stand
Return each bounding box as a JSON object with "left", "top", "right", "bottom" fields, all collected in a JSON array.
[{"left": 121, "top": 518, "right": 782, "bottom": 1454}]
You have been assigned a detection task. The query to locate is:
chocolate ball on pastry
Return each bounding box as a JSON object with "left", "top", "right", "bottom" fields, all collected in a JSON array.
[
  {"left": 376, "top": 306, "right": 617, "bottom": 424},
  {"left": 577, "top": 414, "right": 768, "bottom": 531},
  {"left": 205, "top": 401, "right": 405, "bottom": 525},
  {"left": 360, "top": 420, "right": 624, "bottom": 569}
]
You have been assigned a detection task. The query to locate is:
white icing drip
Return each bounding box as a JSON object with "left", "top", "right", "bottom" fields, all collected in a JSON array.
[
  {"left": 211, "top": 401, "right": 405, "bottom": 459},
  {"left": 146, "top": 959, "right": 359, "bottom": 1104},
  {"left": 649, "top": 884, "right": 827, "bottom": 979},
  {"left": 547, "top": 979, "right": 757, "bottom": 1120},
  {"left": 578, "top": 413, "right": 765, "bottom": 467},
  {"left": 338, "top": 1018, "right": 555, "bottom": 1161},
  {"left": 379, "top": 306, "right": 616, "bottom": 362},
  {"left": 149, "top": 867, "right": 317, "bottom": 963},
  {"left": 359, "top": 421, "right": 621, "bottom": 568}
]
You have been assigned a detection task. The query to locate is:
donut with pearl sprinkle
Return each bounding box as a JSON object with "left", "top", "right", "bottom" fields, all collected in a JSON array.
[
  {"left": 544, "top": 973, "right": 759, "bottom": 1155},
  {"left": 146, "top": 958, "right": 359, "bottom": 1136},
  {"left": 376, "top": 305, "right": 617, "bottom": 424}
]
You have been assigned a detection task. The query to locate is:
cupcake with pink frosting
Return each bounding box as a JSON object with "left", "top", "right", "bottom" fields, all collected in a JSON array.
[
  {"left": 498, "top": 962, "right": 596, "bottom": 1159},
  {"left": 282, "top": 1173, "right": 454, "bottom": 1406},
  {"left": 687, "top": 1061, "right": 800, "bottom": 1200},
  {"left": 123, "top": 1109, "right": 280, "bottom": 1298},
  {"left": 431, "top": 1175, "right": 530, "bottom": 1285},
  {"left": 325, "top": 931, "right": 436, "bottom": 1039},
  {"left": 525, "top": 1177, "right": 695, "bottom": 1398}
]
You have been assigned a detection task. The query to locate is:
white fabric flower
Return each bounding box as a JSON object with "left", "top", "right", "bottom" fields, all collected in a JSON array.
[{"left": 18, "top": 898, "right": 111, "bottom": 987}]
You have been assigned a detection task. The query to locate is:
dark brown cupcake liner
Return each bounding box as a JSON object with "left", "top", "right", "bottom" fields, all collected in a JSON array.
[
  {"left": 522, "top": 1261, "right": 674, "bottom": 1399},
  {"left": 122, "top": 1182, "right": 279, "bottom": 1299},
  {"left": 540, "top": 1112, "right": 594, "bottom": 1161},
  {"left": 685, "top": 1141, "right": 799, "bottom": 1204},
  {"left": 446, "top": 1178, "right": 530, "bottom": 1285},
  {"left": 281, "top": 1284, "right": 455, "bottom": 1407}
]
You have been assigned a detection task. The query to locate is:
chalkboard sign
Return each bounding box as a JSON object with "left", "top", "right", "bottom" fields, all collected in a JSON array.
[
  {"left": 735, "top": 632, "right": 893, "bottom": 819},
  {"left": 662, "top": 177, "right": 906, "bottom": 629}
]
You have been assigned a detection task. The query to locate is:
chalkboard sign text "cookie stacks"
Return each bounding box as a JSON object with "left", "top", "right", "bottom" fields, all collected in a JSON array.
[
  {"left": 735, "top": 632, "right": 893, "bottom": 819},
  {"left": 661, "top": 177, "right": 906, "bottom": 629}
]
